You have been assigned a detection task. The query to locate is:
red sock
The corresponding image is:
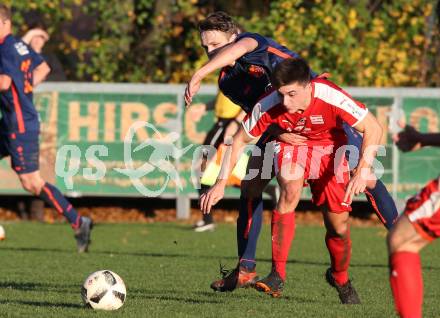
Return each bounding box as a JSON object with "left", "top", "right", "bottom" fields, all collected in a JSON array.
[
  {"left": 271, "top": 210, "right": 295, "bottom": 281},
  {"left": 390, "top": 251, "right": 423, "bottom": 318},
  {"left": 325, "top": 228, "right": 351, "bottom": 285}
]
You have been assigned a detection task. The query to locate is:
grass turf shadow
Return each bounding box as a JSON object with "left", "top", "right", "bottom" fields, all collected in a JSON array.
[
  {"left": 0, "top": 299, "right": 83, "bottom": 309},
  {"left": 0, "top": 281, "right": 78, "bottom": 294}
]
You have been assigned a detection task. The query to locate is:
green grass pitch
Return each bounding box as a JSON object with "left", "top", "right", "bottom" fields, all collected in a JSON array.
[{"left": 0, "top": 222, "right": 439, "bottom": 317}]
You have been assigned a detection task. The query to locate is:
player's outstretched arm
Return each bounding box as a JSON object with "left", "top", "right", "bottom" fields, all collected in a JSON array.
[
  {"left": 394, "top": 124, "right": 440, "bottom": 152},
  {"left": 22, "top": 28, "right": 49, "bottom": 46},
  {"left": 200, "top": 126, "right": 254, "bottom": 214},
  {"left": 184, "top": 38, "right": 258, "bottom": 106},
  {"left": 33, "top": 61, "right": 51, "bottom": 87},
  {"left": 344, "top": 112, "right": 383, "bottom": 204}
]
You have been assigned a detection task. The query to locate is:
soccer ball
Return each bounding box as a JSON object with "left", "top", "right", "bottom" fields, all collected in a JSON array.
[
  {"left": 0, "top": 225, "right": 5, "bottom": 240},
  {"left": 81, "top": 270, "right": 126, "bottom": 310}
]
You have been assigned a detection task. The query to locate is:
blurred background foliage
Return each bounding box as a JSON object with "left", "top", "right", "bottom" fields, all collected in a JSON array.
[{"left": 6, "top": 0, "right": 440, "bottom": 86}]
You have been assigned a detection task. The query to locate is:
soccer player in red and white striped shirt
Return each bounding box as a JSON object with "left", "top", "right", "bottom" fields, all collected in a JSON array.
[
  {"left": 189, "top": 12, "right": 397, "bottom": 294},
  {"left": 389, "top": 125, "right": 440, "bottom": 318},
  {"left": 200, "top": 58, "right": 384, "bottom": 301}
]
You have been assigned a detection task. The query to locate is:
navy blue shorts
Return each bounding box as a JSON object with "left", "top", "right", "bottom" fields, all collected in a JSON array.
[{"left": 0, "top": 131, "right": 40, "bottom": 174}]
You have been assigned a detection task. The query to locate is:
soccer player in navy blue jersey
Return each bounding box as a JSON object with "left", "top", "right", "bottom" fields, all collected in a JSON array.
[
  {"left": 185, "top": 11, "right": 397, "bottom": 292},
  {"left": 0, "top": 5, "right": 92, "bottom": 252}
]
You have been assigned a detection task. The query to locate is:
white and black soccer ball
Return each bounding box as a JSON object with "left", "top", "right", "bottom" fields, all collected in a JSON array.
[
  {"left": 81, "top": 270, "right": 126, "bottom": 310},
  {"left": 0, "top": 225, "right": 5, "bottom": 240}
]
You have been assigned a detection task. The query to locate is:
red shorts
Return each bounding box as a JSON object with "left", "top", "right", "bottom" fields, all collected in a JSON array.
[
  {"left": 274, "top": 142, "right": 351, "bottom": 213},
  {"left": 405, "top": 176, "right": 440, "bottom": 241}
]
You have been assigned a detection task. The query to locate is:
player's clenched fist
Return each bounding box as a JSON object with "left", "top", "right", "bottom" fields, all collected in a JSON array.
[
  {"left": 199, "top": 182, "right": 226, "bottom": 214},
  {"left": 393, "top": 125, "right": 422, "bottom": 152}
]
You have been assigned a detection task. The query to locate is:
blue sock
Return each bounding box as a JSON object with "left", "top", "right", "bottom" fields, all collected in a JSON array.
[
  {"left": 365, "top": 180, "right": 398, "bottom": 230},
  {"left": 237, "top": 195, "right": 263, "bottom": 270},
  {"left": 39, "top": 182, "right": 82, "bottom": 229}
]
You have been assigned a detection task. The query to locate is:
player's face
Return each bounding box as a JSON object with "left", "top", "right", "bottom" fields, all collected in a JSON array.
[
  {"left": 200, "top": 30, "right": 235, "bottom": 59},
  {"left": 0, "top": 18, "right": 11, "bottom": 38},
  {"left": 30, "top": 35, "right": 47, "bottom": 53},
  {"left": 278, "top": 82, "right": 312, "bottom": 114}
]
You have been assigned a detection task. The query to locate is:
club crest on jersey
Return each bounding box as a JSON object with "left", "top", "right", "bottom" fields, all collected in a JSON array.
[
  {"left": 248, "top": 65, "right": 265, "bottom": 78},
  {"left": 310, "top": 115, "right": 324, "bottom": 125},
  {"left": 14, "top": 42, "right": 30, "bottom": 56},
  {"left": 294, "top": 117, "right": 306, "bottom": 132}
]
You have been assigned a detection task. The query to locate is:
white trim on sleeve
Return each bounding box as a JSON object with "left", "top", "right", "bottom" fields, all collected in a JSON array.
[
  {"left": 242, "top": 90, "right": 281, "bottom": 138},
  {"left": 314, "top": 82, "right": 368, "bottom": 123},
  {"left": 408, "top": 191, "right": 440, "bottom": 222},
  {"left": 241, "top": 121, "right": 259, "bottom": 139},
  {"left": 351, "top": 108, "right": 369, "bottom": 127}
]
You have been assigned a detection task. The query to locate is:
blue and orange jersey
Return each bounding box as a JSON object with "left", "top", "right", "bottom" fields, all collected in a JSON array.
[
  {"left": 0, "top": 34, "right": 44, "bottom": 133},
  {"left": 218, "top": 32, "right": 315, "bottom": 113}
]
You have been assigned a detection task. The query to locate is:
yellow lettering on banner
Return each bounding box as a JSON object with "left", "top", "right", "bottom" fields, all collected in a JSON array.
[
  {"left": 120, "top": 103, "right": 150, "bottom": 142},
  {"left": 375, "top": 106, "right": 390, "bottom": 144},
  {"left": 410, "top": 107, "right": 439, "bottom": 132},
  {"left": 154, "top": 103, "right": 177, "bottom": 124},
  {"left": 185, "top": 103, "right": 207, "bottom": 144},
  {"left": 104, "top": 103, "right": 116, "bottom": 142},
  {"left": 69, "top": 101, "right": 99, "bottom": 141}
]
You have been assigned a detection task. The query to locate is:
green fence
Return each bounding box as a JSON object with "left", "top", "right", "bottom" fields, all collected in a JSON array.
[{"left": 0, "top": 83, "right": 439, "bottom": 209}]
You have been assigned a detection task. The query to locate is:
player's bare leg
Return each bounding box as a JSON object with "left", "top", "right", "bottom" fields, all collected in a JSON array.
[
  {"left": 18, "top": 171, "right": 45, "bottom": 194},
  {"left": 387, "top": 215, "right": 429, "bottom": 318},
  {"left": 18, "top": 170, "right": 93, "bottom": 252},
  {"left": 388, "top": 215, "right": 428, "bottom": 254},
  {"left": 323, "top": 210, "right": 360, "bottom": 304}
]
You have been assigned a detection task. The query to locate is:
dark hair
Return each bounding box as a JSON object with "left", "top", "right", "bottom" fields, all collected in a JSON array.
[
  {"left": 198, "top": 11, "right": 239, "bottom": 36},
  {"left": 271, "top": 58, "right": 312, "bottom": 88},
  {"left": 0, "top": 5, "right": 11, "bottom": 21},
  {"left": 28, "top": 21, "right": 47, "bottom": 31}
]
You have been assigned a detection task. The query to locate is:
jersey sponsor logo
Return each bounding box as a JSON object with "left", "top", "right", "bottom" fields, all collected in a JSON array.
[
  {"left": 20, "top": 59, "right": 33, "bottom": 93},
  {"left": 14, "top": 42, "right": 30, "bottom": 56},
  {"left": 248, "top": 65, "right": 266, "bottom": 78},
  {"left": 310, "top": 115, "right": 324, "bottom": 125},
  {"left": 340, "top": 98, "right": 364, "bottom": 118}
]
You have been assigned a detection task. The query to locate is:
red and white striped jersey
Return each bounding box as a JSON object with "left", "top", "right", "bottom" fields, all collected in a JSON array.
[{"left": 242, "top": 78, "right": 368, "bottom": 146}]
